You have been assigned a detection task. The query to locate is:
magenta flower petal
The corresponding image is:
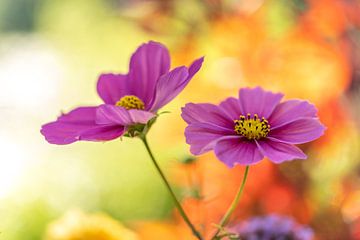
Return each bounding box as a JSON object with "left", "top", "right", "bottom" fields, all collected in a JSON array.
[
  {"left": 269, "top": 99, "right": 318, "bottom": 128},
  {"left": 214, "top": 138, "right": 264, "bottom": 167},
  {"left": 128, "top": 41, "right": 171, "bottom": 107},
  {"left": 40, "top": 107, "right": 124, "bottom": 145},
  {"left": 42, "top": 41, "right": 203, "bottom": 145},
  {"left": 96, "top": 104, "right": 155, "bottom": 126},
  {"left": 149, "top": 57, "right": 204, "bottom": 111},
  {"left": 182, "top": 103, "right": 218, "bottom": 124},
  {"left": 185, "top": 122, "right": 235, "bottom": 155},
  {"left": 188, "top": 57, "right": 204, "bottom": 79},
  {"left": 269, "top": 118, "right": 326, "bottom": 144},
  {"left": 96, "top": 73, "right": 131, "bottom": 105},
  {"left": 256, "top": 139, "right": 307, "bottom": 163},
  {"left": 181, "top": 102, "right": 233, "bottom": 129},
  {"left": 149, "top": 66, "right": 188, "bottom": 111},
  {"left": 238, "top": 87, "right": 284, "bottom": 118},
  {"left": 218, "top": 97, "right": 242, "bottom": 120},
  {"left": 75, "top": 126, "right": 125, "bottom": 142},
  {"left": 182, "top": 86, "right": 325, "bottom": 167}
]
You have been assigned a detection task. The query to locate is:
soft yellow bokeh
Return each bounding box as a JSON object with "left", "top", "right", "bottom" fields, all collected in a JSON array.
[{"left": 45, "top": 210, "right": 138, "bottom": 240}]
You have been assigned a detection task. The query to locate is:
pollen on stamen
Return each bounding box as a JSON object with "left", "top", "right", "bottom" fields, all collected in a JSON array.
[
  {"left": 234, "top": 113, "right": 270, "bottom": 140},
  {"left": 116, "top": 95, "right": 145, "bottom": 110}
]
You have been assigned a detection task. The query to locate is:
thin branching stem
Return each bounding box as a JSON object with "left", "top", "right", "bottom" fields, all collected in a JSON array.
[
  {"left": 212, "top": 166, "right": 250, "bottom": 239},
  {"left": 140, "top": 136, "right": 204, "bottom": 240}
]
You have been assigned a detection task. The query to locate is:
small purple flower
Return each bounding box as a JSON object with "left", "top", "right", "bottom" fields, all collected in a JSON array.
[
  {"left": 181, "top": 87, "right": 325, "bottom": 167},
  {"left": 229, "top": 214, "right": 314, "bottom": 240},
  {"left": 41, "top": 41, "right": 203, "bottom": 144}
]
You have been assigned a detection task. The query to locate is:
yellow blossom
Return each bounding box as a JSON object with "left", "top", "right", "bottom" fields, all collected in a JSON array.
[{"left": 44, "top": 210, "right": 139, "bottom": 240}]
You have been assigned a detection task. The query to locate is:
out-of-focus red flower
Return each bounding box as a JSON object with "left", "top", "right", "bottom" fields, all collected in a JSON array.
[
  {"left": 353, "top": 219, "right": 360, "bottom": 240},
  {"left": 173, "top": 9, "right": 352, "bottom": 105},
  {"left": 315, "top": 98, "right": 354, "bottom": 146},
  {"left": 300, "top": 0, "right": 360, "bottom": 39},
  {"left": 171, "top": 154, "right": 312, "bottom": 238},
  {"left": 343, "top": 191, "right": 360, "bottom": 224},
  {"left": 240, "top": 29, "right": 351, "bottom": 105}
]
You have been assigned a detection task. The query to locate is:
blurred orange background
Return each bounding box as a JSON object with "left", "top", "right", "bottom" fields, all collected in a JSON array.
[{"left": 0, "top": 0, "right": 360, "bottom": 239}]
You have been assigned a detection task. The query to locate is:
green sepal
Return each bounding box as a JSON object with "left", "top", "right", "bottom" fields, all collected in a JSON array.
[
  {"left": 125, "top": 123, "right": 147, "bottom": 137},
  {"left": 157, "top": 110, "right": 171, "bottom": 115},
  {"left": 179, "top": 155, "right": 197, "bottom": 164},
  {"left": 123, "top": 115, "right": 158, "bottom": 138},
  {"left": 188, "top": 186, "right": 203, "bottom": 200}
]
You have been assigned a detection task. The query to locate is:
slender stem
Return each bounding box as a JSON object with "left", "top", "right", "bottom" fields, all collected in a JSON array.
[
  {"left": 140, "top": 136, "right": 204, "bottom": 240},
  {"left": 212, "top": 166, "right": 250, "bottom": 239}
]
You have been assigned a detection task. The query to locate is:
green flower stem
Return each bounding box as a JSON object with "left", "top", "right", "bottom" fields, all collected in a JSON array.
[
  {"left": 140, "top": 136, "right": 204, "bottom": 240},
  {"left": 212, "top": 166, "right": 250, "bottom": 239}
]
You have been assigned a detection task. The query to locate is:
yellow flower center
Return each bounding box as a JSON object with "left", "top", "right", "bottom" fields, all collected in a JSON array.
[
  {"left": 234, "top": 113, "right": 270, "bottom": 140},
  {"left": 116, "top": 95, "right": 145, "bottom": 110}
]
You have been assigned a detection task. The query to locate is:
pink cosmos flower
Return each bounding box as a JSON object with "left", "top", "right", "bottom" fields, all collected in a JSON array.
[
  {"left": 181, "top": 87, "right": 325, "bottom": 167},
  {"left": 41, "top": 41, "right": 203, "bottom": 144}
]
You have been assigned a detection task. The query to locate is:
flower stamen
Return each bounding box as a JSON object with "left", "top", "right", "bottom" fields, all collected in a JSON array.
[
  {"left": 116, "top": 95, "right": 145, "bottom": 110},
  {"left": 234, "top": 113, "right": 270, "bottom": 140}
]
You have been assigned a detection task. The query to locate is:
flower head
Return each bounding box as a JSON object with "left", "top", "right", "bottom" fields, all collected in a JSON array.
[
  {"left": 44, "top": 210, "right": 138, "bottom": 240},
  {"left": 182, "top": 87, "right": 325, "bottom": 167},
  {"left": 229, "top": 214, "right": 314, "bottom": 240},
  {"left": 41, "top": 41, "right": 203, "bottom": 144}
]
